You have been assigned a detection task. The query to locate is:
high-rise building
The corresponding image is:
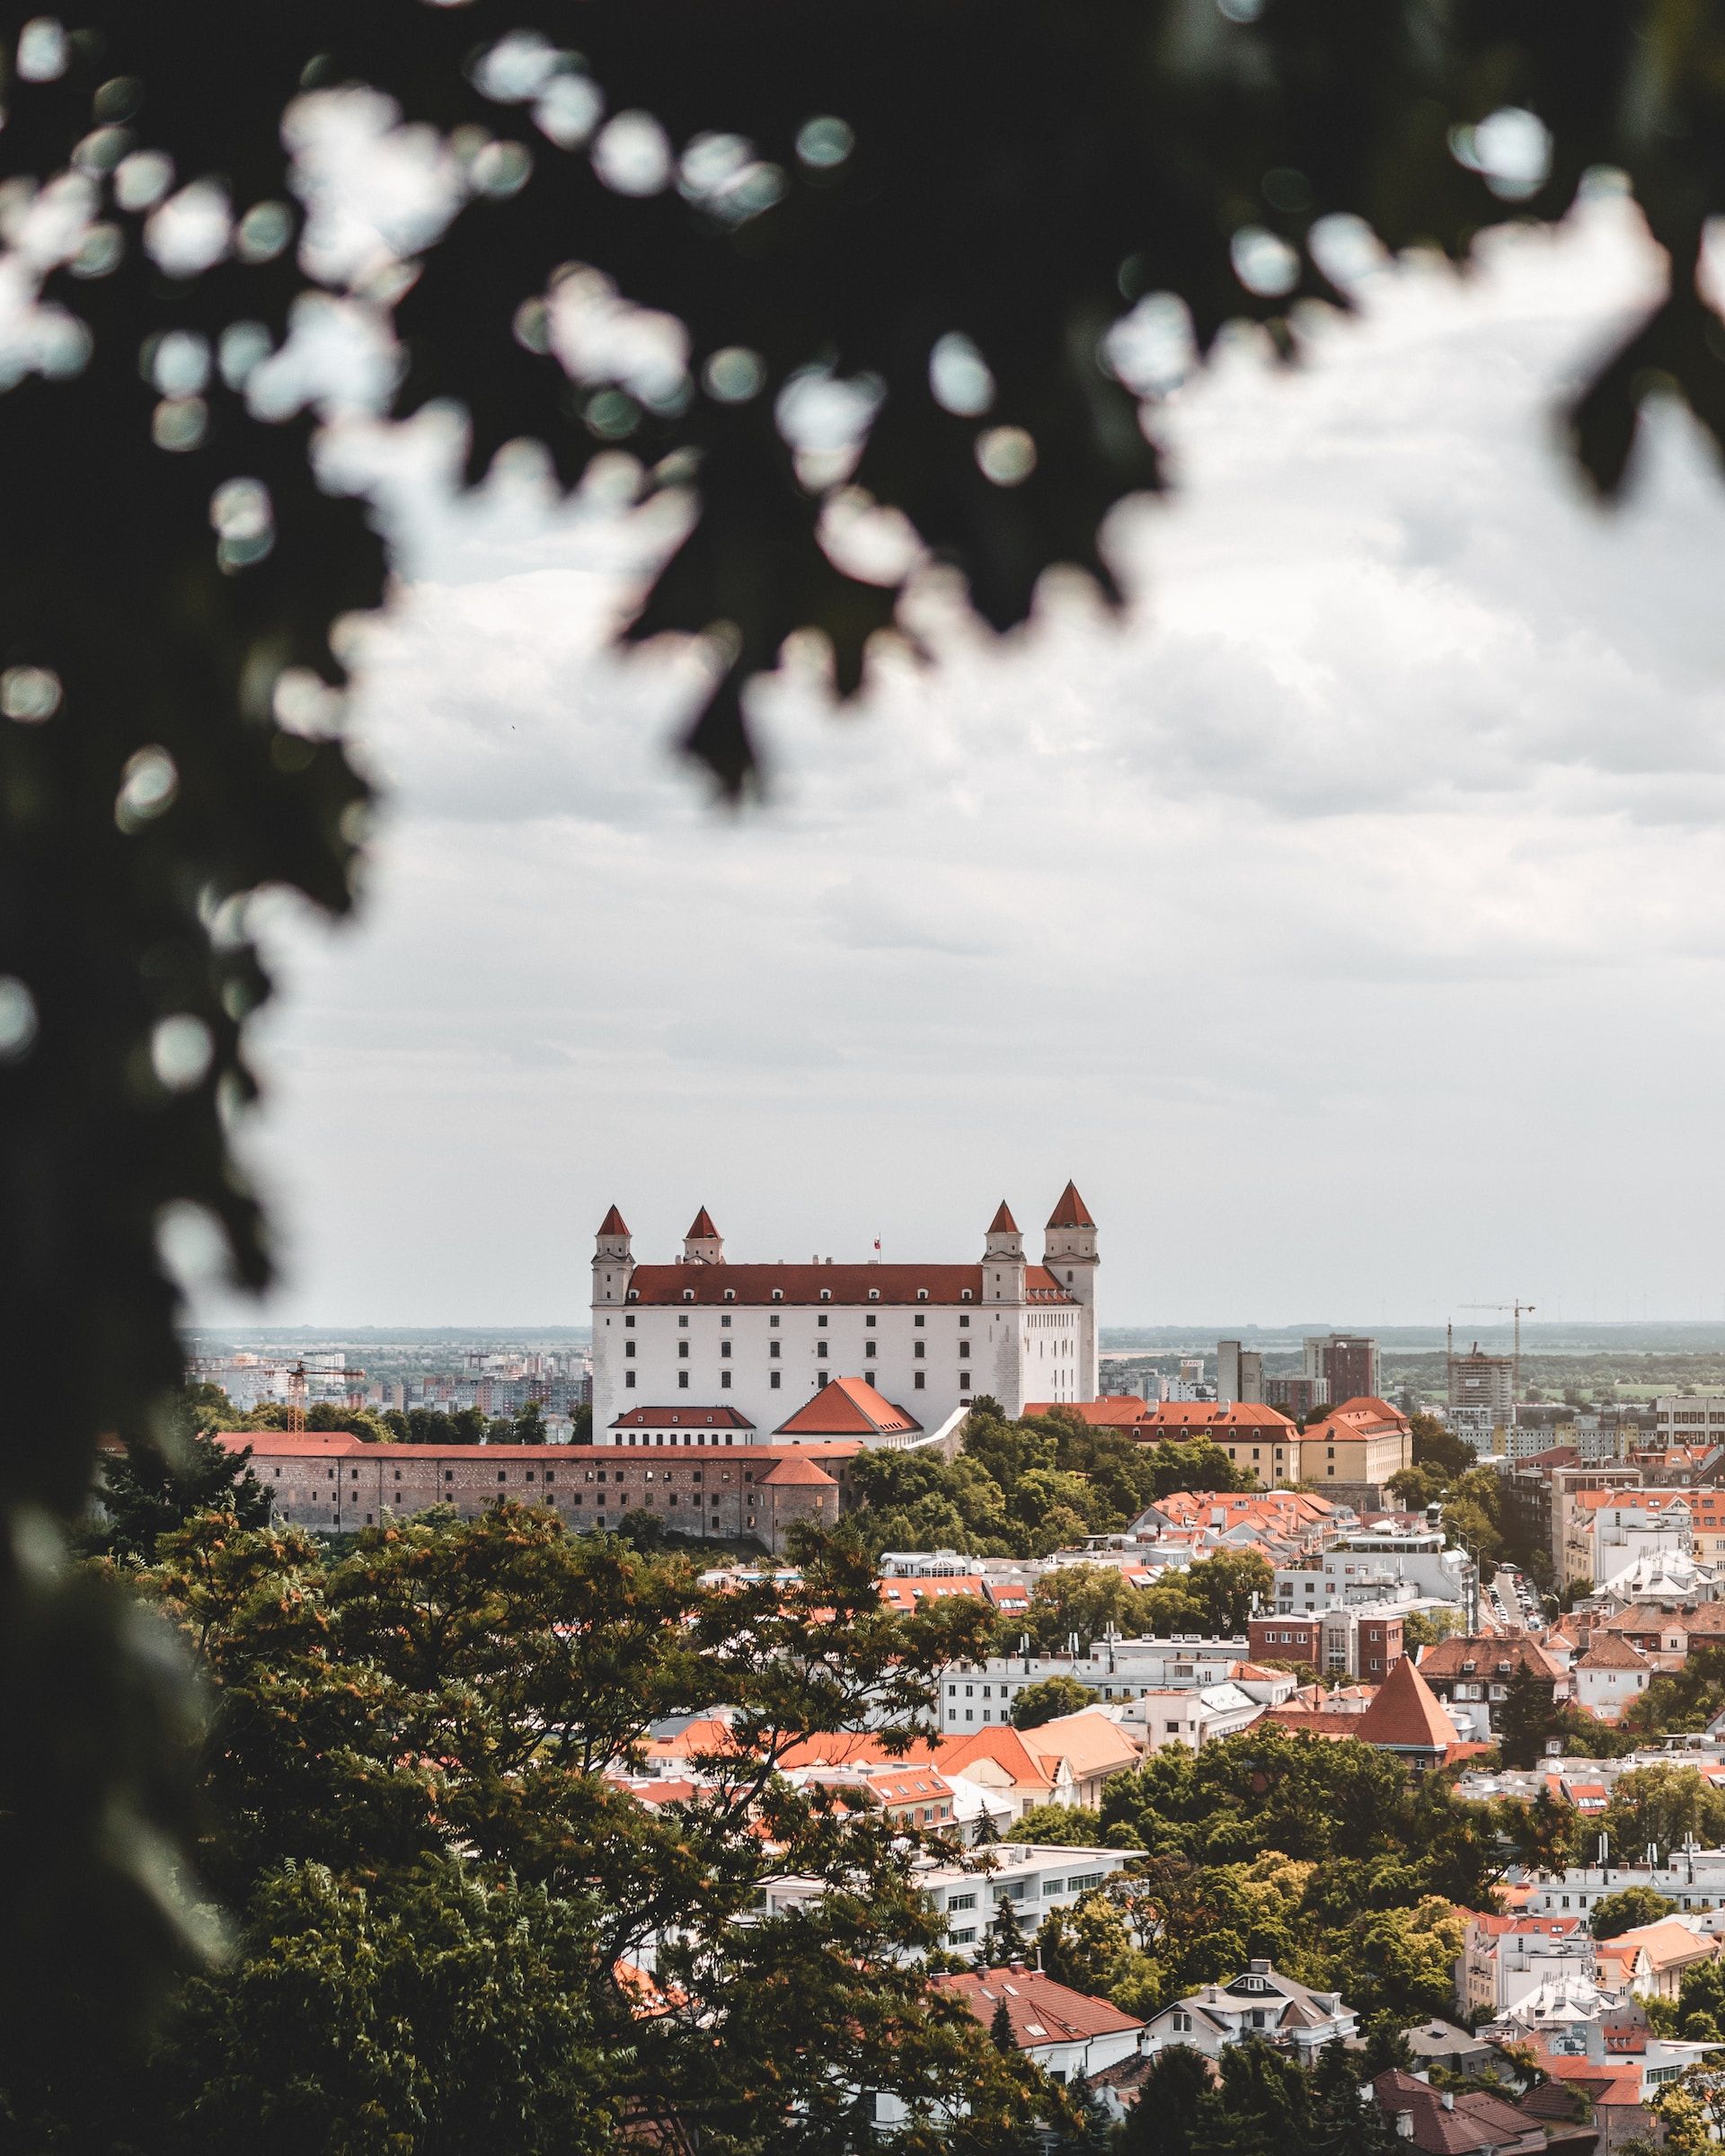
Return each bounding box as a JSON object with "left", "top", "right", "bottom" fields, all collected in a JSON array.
[
  {"left": 1217, "top": 1339, "right": 1265, "bottom": 1406},
  {"left": 1447, "top": 1342, "right": 1514, "bottom": 1450},
  {"left": 1303, "top": 1333, "right": 1382, "bottom": 1404}
]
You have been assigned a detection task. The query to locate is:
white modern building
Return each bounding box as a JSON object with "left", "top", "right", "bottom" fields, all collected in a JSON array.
[
  {"left": 759, "top": 1842, "right": 1135, "bottom": 1954},
  {"left": 935, "top": 1639, "right": 1290, "bottom": 1734},
  {"left": 590, "top": 1188, "right": 1101, "bottom": 1438}
]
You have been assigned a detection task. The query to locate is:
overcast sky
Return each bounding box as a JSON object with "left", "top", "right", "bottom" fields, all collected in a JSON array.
[{"left": 201, "top": 195, "right": 1725, "bottom": 1333}]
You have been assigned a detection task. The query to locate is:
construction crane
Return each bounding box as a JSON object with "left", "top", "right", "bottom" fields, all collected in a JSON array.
[
  {"left": 1461, "top": 1301, "right": 1537, "bottom": 1407},
  {"left": 252, "top": 1356, "right": 367, "bottom": 1432}
]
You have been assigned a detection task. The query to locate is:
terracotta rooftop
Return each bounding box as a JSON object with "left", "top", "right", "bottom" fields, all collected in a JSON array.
[
  {"left": 1577, "top": 1634, "right": 1653, "bottom": 1671},
  {"left": 936, "top": 1965, "right": 1142, "bottom": 2048},
  {"left": 986, "top": 1199, "right": 1019, "bottom": 1234},
  {"left": 685, "top": 1206, "right": 721, "bottom": 1239},
  {"left": 624, "top": 1262, "right": 1075, "bottom": 1307},
  {"left": 1418, "top": 1634, "right": 1563, "bottom": 1683},
  {"left": 610, "top": 1406, "right": 756, "bottom": 1429},
  {"left": 774, "top": 1375, "right": 922, "bottom": 1438},
  {"left": 758, "top": 1454, "right": 837, "bottom": 1489},
  {"left": 1371, "top": 2069, "right": 1541, "bottom": 2156},
  {"left": 1356, "top": 1655, "right": 1461, "bottom": 1754},
  {"left": 1046, "top": 1180, "right": 1096, "bottom": 1230},
  {"left": 597, "top": 1203, "right": 629, "bottom": 1235},
  {"left": 1022, "top": 1394, "right": 1150, "bottom": 1427},
  {"left": 1139, "top": 1401, "right": 1297, "bottom": 1432},
  {"left": 215, "top": 1434, "right": 860, "bottom": 1466}
]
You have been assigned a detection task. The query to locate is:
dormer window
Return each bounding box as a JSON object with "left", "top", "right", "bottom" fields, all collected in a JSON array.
[
  {"left": 723, "top": 1287, "right": 736, "bottom": 1302},
  {"left": 772, "top": 1288, "right": 783, "bottom": 1302},
  {"left": 869, "top": 1288, "right": 880, "bottom": 1301},
  {"left": 627, "top": 1289, "right": 639, "bottom": 1301},
  {"left": 917, "top": 1288, "right": 929, "bottom": 1302},
  {"left": 819, "top": 1288, "right": 832, "bottom": 1302},
  {"left": 683, "top": 1289, "right": 694, "bottom": 1302},
  {"left": 961, "top": 1289, "right": 972, "bottom": 1301}
]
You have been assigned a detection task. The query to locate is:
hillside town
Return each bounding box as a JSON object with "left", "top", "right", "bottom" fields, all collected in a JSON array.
[{"left": 128, "top": 1194, "right": 1725, "bottom": 2146}]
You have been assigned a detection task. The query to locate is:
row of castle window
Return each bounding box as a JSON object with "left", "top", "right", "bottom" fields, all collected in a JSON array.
[
  {"left": 624, "top": 1312, "right": 968, "bottom": 1329},
  {"left": 288, "top": 1464, "right": 771, "bottom": 1486},
  {"left": 625, "top": 1370, "right": 970, "bottom": 1392},
  {"left": 627, "top": 1339, "right": 946, "bottom": 1358}
]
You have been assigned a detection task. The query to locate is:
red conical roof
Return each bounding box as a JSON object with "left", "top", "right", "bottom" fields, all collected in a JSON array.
[
  {"left": 686, "top": 1206, "right": 720, "bottom": 1239},
  {"left": 987, "top": 1200, "right": 1020, "bottom": 1234},
  {"left": 1356, "top": 1655, "right": 1459, "bottom": 1754},
  {"left": 1046, "top": 1180, "right": 1095, "bottom": 1229},
  {"left": 597, "top": 1205, "right": 629, "bottom": 1236}
]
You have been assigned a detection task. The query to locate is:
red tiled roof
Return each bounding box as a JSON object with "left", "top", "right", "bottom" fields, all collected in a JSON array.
[
  {"left": 1046, "top": 1181, "right": 1096, "bottom": 1230},
  {"left": 610, "top": 1406, "right": 756, "bottom": 1429},
  {"left": 1578, "top": 1635, "right": 1652, "bottom": 1670},
  {"left": 1139, "top": 1401, "right": 1297, "bottom": 1433},
  {"left": 987, "top": 1200, "right": 1019, "bottom": 1234},
  {"left": 625, "top": 1263, "right": 1074, "bottom": 1306},
  {"left": 1022, "top": 1395, "right": 1150, "bottom": 1428},
  {"left": 1372, "top": 2070, "right": 1540, "bottom": 2155},
  {"left": 215, "top": 1434, "right": 859, "bottom": 1465},
  {"left": 597, "top": 1204, "right": 629, "bottom": 1235},
  {"left": 1356, "top": 1657, "right": 1460, "bottom": 1754},
  {"left": 686, "top": 1206, "right": 720, "bottom": 1239},
  {"left": 774, "top": 1375, "right": 922, "bottom": 1438},
  {"left": 759, "top": 1454, "right": 837, "bottom": 1488},
  {"left": 936, "top": 1966, "right": 1142, "bottom": 2048},
  {"left": 1418, "top": 1634, "right": 1563, "bottom": 1683}
]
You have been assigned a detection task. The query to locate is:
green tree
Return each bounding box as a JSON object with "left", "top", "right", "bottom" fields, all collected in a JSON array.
[
  {"left": 1007, "top": 1804, "right": 1105, "bottom": 1846},
  {"left": 989, "top": 1994, "right": 1016, "bottom": 2054},
  {"left": 1591, "top": 1886, "right": 1678, "bottom": 1940},
  {"left": 1495, "top": 1664, "right": 1561, "bottom": 1770},
  {"left": 1119, "top": 2044, "right": 1212, "bottom": 2156},
  {"left": 92, "top": 1426, "right": 272, "bottom": 1561}
]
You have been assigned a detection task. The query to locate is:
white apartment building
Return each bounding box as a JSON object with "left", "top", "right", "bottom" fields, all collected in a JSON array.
[
  {"left": 1525, "top": 1860, "right": 1725, "bottom": 1918},
  {"left": 1654, "top": 1396, "right": 1725, "bottom": 1443},
  {"left": 760, "top": 1842, "right": 1135, "bottom": 1954},
  {"left": 590, "top": 1188, "right": 1101, "bottom": 1439},
  {"left": 936, "top": 1639, "right": 1273, "bottom": 1733},
  {"left": 1274, "top": 1530, "right": 1473, "bottom": 1614}
]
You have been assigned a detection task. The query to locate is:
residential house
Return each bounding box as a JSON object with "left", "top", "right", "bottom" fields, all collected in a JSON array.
[
  {"left": 933, "top": 1965, "right": 1146, "bottom": 2085},
  {"left": 1592, "top": 1917, "right": 1721, "bottom": 2002},
  {"left": 1455, "top": 1911, "right": 1594, "bottom": 2018},
  {"left": 761, "top": 1842, "right": 1136, "bottom": 1956},
  {"left": 1416, "top": 1634, "right": 1565, "bottom": 1737},
  {"left": 1370, "top": 2069, "right": 1547, "bottom": 2156},
  {"left": 1355, "top": 1654, "right": 1466, "bottom": 1771},
  {"left": 1572, "top": 1636, "right": 1655, "bottom": 1723},
  {"left": 1115, "top": 1682, "right": 1264, "bottom": 1754},
  {"left": 1141, "top": 1959, "right": 1359, "bottom": 2059}
]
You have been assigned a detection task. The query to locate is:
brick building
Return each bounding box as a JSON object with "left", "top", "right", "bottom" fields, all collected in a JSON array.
[{"left": 215, "top": 1431, "right": 855, "bottom": 1553}]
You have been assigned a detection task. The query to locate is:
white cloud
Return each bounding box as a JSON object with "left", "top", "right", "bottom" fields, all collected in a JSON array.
[{"left": 209, "top": 196, "right": 1725, "bottom": 1331}]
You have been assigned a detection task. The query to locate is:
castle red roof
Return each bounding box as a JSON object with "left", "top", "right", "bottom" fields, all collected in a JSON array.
[
  {"left": 759, "top": 1454, "right": 837, "bottom": 1488},
  {"left": 597, "top": 1204, "right": 629, "bottom": 1236},
  {"left": 1046, "top": 1180, "right": 1095, "bottom": 1230},
  {"left": 686, "top": 1206, "right": 720, "bottom": 1239},
  {"left": 625, "top": 1263, "right": 1074, "bottom": 1306},
  {"left": 1356, "top": 1656, "right": 1461, "bottom": 1754},
  {"left": 987, "top": 1200, "right": 1020, "bottom": 1234},
  {"left": 774, "top": 1376, "right": 922, "bottom": 1438},
  {"left": 609, "top": 1406, "right": 756, "bottom": 1429}
]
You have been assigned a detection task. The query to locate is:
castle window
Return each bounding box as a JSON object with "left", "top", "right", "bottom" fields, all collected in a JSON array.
[
  {"left": 721, "top": 1314, "right": 731, "bottom": 1328},
  {"left": 960, "top": 1372, "right": 971, "bottom": 1389},
  {"left": 721, "top": 1340, "right": 732, "bottom": 1358},
  {"left": 819, "top": 1288, "right": 832, "bottom": 1302},
  {"left": 723, "top": 1287, "right": 735, "bottom": 1300},
  {"left": 915, "top": 1374, "right": 926, "bottom": 1390},
  {"left": 818, "top": 1342, "right": 829, "bottom": 1358},
  {"left": 865, "top": 1341, "right": 878, "bottom": 1359},
  {"left": 869, "top": 1288, "right": 880, "bottom": 1301},
  {"left": 627, "top": 1289, "right": 638, "bottom": 1300},
  {"left": 865, "top": 1313, "right": 876, "bottom": 1328},
  {"left": 817, "top": 1313, "right": 828, "bottom": 1329},
  {"left": 772, "top": 1289, "right": 783, "bottom": 1302},
  {"left": 915, "top": 1313, "right": 925, "bottom": 1328},
  {"left": 915, "top": 1342, "right": 925, "bottom": 1358},
  {"left": 961, "top": 1289, "right": 972, "bottom": 1301},
  {"left": 678, "top": 1342, "right": 690, "bottom": 1359},
  {"left": 683, "top": 1289, "right": 694, "bottom": 1302},
  {"left": 624, "top": 1341, "right": 636, "bottom": 1357},
  {"left": 624, "top": 1314, "right": 634, "bottom": 1328},
  {"left": 678, "top": 1313, "right": 689, "bottom": 1328},
  {"left": 769, "top": 1341, "right": 781, "bottom": 1358},
  {"left": 917, "top": 1289, "right": 929, "bottom": 1301},
  {"left": 678, "top": 1373, "right": 689, "bottom": 1390},
  {"left": 721, "top": 1372, "right": 732, "bottom": 1389},
  {"left": 770, "top": 1373, "right": 782, "bottom": 1389},
  {"left": 625, "top": 1372, "right": 636, "bottom": 1389},
  {"left": 959, "top": 1314, "right": 969, "bottom": 1329}
]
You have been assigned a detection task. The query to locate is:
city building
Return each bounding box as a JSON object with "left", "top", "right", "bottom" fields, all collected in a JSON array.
[
  {"left": 590, "top": 1189, "right": 1100, "bottom": 1438},
  {"left": 1572, "top": 1635, "right": 1655, "bottom": 1722},
  {"left": 1653, "top": 1396, "right": 1725, "bottom": 1445},
  {"left": 1415, "top": 1634, "right": 1564, "bottom": 1738},
  {"left": 1369, "top": 2070, "right": 1546, "bottom": 2156},
  {"left": 1448, "top": 1343, "right": 1515, "bottom": 1451},
  {"left": 1263, "top": 1373, "right": 1327, "bottom": 1417},
  {"left": 760, "top": 1842, "right": 1136, "bottom": 1954},
  {"left": 1216, "top": 1340, "right": 1265, "bottom": 1406},
  {"left": 217, "top": 1430, "right": 854, "bottom": 1554},
  {"left": 1141, "top": 1960, "right": 1359, "bottom": 2060},
  {"left": 1304, "top": 1333, "right": 1382, "bottom": 1404}
]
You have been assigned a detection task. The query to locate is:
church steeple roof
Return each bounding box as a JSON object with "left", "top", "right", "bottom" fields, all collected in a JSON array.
[
  {"left": 597, "top": 1205, "right": 629, "bottom": 1236},
  {"left": 987, "top": 1200, "right": 1019, "bottom": 1234},
  {"left": 1046, "top": 1181, "right": 1095, "bottom": 1230}
]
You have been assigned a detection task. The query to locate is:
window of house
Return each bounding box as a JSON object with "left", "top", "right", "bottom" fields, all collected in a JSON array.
[
  {"left": 959, "top": 1314, "right": 969, "bottom": 1330},
  {"left": 770, "top": 1373, "right": 782, "bottom": 1389},
  {"left": 678, "top": 1373, "right": 689, "bottom": 1390},
  {"left": 721, "top": 1373, "right": 732, "bottom": 1389},
  {"left": 914, "top": 1313, "right": 925, "bottom": 1328},
  {"left": 445, "top": 1470, "right": 454, "bottom": 1481},
  {"left": 818, "top": 1341, "right": 829, "bottom": 1358},
  {"left": 682, "top": 1289, "right": 694, "bottom": 1302},
  {"left": 865, "top": 1313, "right": 876, "bottom": 1328},
  {"left": 915, "top": 1374, "right": 925, "bottom": 1389},
  {"left": 917, "top": 1289, "right": 929, "bottom": 1302},
  {"left": 915, "top": 1342, "right": 925, "bottom": 1359},
  {"left": 498, "top": 1471, "right": 507, "bottom": 1482},
  {"left": 820, "top": 1288, "right": 832, "bottom": 1302},
  {"left": 625, "top": 1371, "right": 637, "bottom": 1388},
  {"left": 721, "top": 1340, "right": 731, "bottom": 1357}
]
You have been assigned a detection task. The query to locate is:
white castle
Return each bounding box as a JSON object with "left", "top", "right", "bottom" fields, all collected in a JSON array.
[{"left": 589, "top": 1186, "right": 1101, "bottom": 1447}]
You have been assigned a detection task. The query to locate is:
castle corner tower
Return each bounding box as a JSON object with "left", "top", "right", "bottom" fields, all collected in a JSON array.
[
  {"left": 1044, "top": 1181, "right": 1100, "bottom": 1399},
  {"left": 681, "top": 1207, "right": 725, "bottom": 1266}
]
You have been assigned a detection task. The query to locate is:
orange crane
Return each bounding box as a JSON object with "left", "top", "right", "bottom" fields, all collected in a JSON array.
[{"left": 252, "top": 1356, "right": 367, "bottom": 1432}]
